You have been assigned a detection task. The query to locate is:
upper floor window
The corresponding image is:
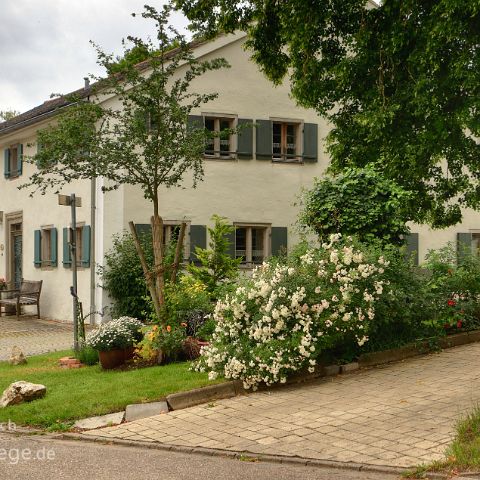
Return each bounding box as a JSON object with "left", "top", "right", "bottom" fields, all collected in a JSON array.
[
  {"left": 272, "top": 122, "right": 300, "bottom": 161},
  {"left": 204, "top": 117, "right": 235, "bottom": 159},
  {"left": 3, "top": 143, "right": 23, "bottom": 179}
]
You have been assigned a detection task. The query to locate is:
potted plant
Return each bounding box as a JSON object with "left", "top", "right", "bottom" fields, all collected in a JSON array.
[{"left": 86, "top": 317, "right": 143, "bottom": 369}]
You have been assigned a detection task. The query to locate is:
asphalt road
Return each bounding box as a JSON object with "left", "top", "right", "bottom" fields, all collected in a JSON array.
[{"left": 0, "top": 432, "right": 403, "bottom": 480}]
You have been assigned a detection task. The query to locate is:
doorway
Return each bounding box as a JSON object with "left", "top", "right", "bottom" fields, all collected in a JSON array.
[{"left": 6, "top": 213, "right": 23, "bottom": 289}]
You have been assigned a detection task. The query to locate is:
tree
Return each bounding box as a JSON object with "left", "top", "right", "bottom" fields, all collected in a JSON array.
[
  {"left": 299, "top": 167, "right": 411, "bottom": 247},
  {"left": 175, "top": 0, "right": 480, "bottom": 228},
  {"left": 21, "top": 4, "right": 229, "bottom": 324},
  {"left": 187, "top": 215, "right": 241, "bottom": 299},
  {"left": 0, "top": 109, "right": 20, "bottom": 122}
]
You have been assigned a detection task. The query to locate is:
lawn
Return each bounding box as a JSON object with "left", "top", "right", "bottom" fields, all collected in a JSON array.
[{"left": 0, "top": 350, "right": 220, "bottom": 430}]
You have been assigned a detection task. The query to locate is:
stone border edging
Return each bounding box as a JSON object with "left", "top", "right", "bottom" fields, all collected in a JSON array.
[
  {"left": 165, "top": 330, "right": 480, "bottom": 411},
  {"left": 60, "top": 432, "right": 447, "bottom": 479}
]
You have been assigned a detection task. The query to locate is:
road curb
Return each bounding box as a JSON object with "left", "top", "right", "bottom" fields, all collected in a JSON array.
[{"left": 60, "top": 432, "right": 442, "bottom": 477}]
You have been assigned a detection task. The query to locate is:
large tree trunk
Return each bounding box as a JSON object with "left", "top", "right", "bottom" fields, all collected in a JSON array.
[{"left": 128, "top": 221, "right": 162, "bottom": 322}]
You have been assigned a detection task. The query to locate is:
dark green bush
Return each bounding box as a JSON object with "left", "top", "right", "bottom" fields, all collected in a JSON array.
[{"left": 99, "top": 231, "right": 153, "bottom": 319}]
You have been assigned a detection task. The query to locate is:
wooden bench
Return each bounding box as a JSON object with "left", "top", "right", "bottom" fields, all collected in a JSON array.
[{"left": 0, "top": 280, "right": 43, "bottom": 320}]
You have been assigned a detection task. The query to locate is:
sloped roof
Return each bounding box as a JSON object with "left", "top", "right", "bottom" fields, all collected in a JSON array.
[{"left": 0, "top": 36, "right": 210, "bottom": 137}]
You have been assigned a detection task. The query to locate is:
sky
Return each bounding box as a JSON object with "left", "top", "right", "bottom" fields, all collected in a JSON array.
[{"left": 0, "top": 0, "right": 190, "bottom": 114}]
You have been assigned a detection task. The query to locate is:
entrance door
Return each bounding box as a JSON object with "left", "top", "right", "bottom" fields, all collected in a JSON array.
[{"left": 10, "top": 223, "right": 22, "bottom": 289}]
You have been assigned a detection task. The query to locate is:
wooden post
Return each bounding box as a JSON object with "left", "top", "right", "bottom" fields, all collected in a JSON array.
[
  {"left": 171, "top": 222, "right": 187, "bottom": 284},
  {"left": 128, "top": 221, "right": 162, "bottom": 322}
]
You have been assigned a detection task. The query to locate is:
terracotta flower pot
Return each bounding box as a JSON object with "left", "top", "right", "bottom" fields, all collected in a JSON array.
[{"left": 99, "top": 349, "right": 128, "bottom": 369}]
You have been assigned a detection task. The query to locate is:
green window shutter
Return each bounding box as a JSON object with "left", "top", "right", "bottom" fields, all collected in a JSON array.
[
  {"left": 405, "top": 233, "right": 419, "bottom": 266},
  {"left": 4, "top": 149, "right": 10, "bottom": 178},
  {"left": 36, "top": 142, "right": 43, "bottom": 169},
  {"left": 81, "top": 226, "right": 91, "bottom": 267},
  {"left": 135, "top": 224, "right": 152, "bottom": 236},
  {"left": 225, "top": 228, "right": 236, "bottom": 258},
  {"left": 189, "top": 225, "right": 207, "bottom": 262},
  {"left": 62, "top": 228, "right": 72, "bottom": 267},
  {"left": 457, "top": 232, "right": 473, "bottom": 265},
  {"left": 50, "top": 228, "right": 58, "bottom": 267},
  {"left": 187, "top": 115, "right": 204, "bottom": 132},
  {"left": 34, "top": 230, "right": 42, "bottom": 268},
  {"left": 255, "top": 120, "right": 272, "bottom": 160},
  {"left": 303, "top": 123, "right": 318, "bottom": 162},
  {"left": 17, "top": 143, "right": 23, "bottom": 175},
  {"left": 237, "top": 118, "right": 253, "bottom": 159},
  {"left": 271, "top": 227, "right": 288, "bottom": 257}
]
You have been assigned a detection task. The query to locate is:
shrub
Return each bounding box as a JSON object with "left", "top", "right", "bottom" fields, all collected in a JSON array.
[
  {"left": 86, "top": 317, "right": 143, "bottom": 351},
  {"left": 423, "top": 243, "right": 480, "bottom": 332},
  {"left": 195, "top": 234, "right": 390, "bottom": 389},
  {"left": 187, "top": 214, "right": 241, "bottom": 299},
  {"left": 99, "top": 231, "right": 153, "bottom": 319},
  {"left": 360, "top": 245, "right": 436, "bottom": 353},
  {"left": 299, "top": 166, "right": 411, "bottom": 247}
]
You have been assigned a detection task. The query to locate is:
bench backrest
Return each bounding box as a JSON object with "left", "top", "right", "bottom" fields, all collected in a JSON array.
[{"left": 20, "top": 280, "right": 43, "bottom": 299}]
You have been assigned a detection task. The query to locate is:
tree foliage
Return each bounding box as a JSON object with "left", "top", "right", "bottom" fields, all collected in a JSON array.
[
  {"left": 0, "top": 109, "right": 20, "bottom": 122},
  {"left": 21, "top": 4, "right": 229, "bottom": 323},
  {"left": 176, "top": 0, "right": 480, "bottom": 228},
  {"left": 299, "top": 167, "right": 411, "bottom": 247}
]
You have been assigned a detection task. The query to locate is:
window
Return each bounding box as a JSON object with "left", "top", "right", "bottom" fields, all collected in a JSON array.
[
  {"left": 234, "top": 224, "right": 270, "bottom": 266},
  {"left": 272, "top": 122, "right": 301, "bottom": 161},
  {"left": 204, "top": 116, "right": 235, "bottom": 158},
  {"left": 62, "top": 225, "right": 91, "bottom": 268},
  {"left": 4, "top": 143, "right": 22, "bottom": 179},
  {"left": 41, "top": 229, "right": 52, "bottom": 266},
  {"left": 34, "top": 227, "right": 58, "bottom": 268},
  {"left": 162, "top": 221, "right": 190, "bottom": 259}
]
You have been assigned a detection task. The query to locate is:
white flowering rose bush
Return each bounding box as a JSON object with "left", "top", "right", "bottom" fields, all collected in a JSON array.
[
  {"left": 195, "top": 234, "right": 390, "bottom": 390},
  {"left": 86, "top": 316, "right": 144, "bottom": 351}
]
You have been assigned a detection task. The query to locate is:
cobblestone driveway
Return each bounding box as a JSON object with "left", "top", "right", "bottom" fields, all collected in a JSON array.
[
  {"left": 0, "top": 316, "right": 73, "bottom": 360},
  {"left": 85, "top": 343, "right": 480, "bottom": 468}
]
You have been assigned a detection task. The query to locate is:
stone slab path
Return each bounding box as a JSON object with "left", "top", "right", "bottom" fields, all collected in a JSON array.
[
  {"left": 84, "top": 342, "right": 480, "bottom": 469},
  {"left": 0, "top": 316, "right": 73, "bottom": 360}
]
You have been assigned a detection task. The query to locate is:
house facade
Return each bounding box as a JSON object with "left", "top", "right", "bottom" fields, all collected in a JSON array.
[{"left": 1, "top": 31, "right": 479, "bottom": 323}]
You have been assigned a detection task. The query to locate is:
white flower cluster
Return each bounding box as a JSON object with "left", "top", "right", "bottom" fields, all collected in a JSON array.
[
  {"left": 196, "top": 234, "right": 389, "bottom": 389},
  {"left": 86, "top": 316, "right": 143, "bottom": 351}
]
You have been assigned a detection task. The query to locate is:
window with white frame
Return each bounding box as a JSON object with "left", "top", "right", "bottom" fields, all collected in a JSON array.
[
  {"left": 272, "top": 122, "right": 301, "bottom": 161},
  {"left": 204, "top": 116, "right": 235, "bottom": 158},
  {"left": 235, "top": 224, "right": 270, "bottom": 266}
]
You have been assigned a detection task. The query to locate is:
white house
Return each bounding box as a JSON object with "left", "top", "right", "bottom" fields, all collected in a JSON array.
[{"left": 0, "top": 31, "right": 478, "bottom": 323}]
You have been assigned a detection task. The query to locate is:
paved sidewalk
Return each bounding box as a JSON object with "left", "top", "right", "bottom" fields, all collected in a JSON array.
[
  {"left": 0, "top": 316, "right": 73, "bottom": 360},
  {"left": 84, "top": 342, "right": 480, "bottom": 469}
]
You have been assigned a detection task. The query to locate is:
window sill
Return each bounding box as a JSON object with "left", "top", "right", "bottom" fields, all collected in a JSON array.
[
  {"left": 271, "top": 158, "right": 303, "bottom": 164},
  {"left": 204, "top": 154, "right": 237, "bottom": 161}
]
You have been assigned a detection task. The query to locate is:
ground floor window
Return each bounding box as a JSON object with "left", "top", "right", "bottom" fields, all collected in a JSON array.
[{"left": 234, "top": 224, "right": 270, "bottom": 266}]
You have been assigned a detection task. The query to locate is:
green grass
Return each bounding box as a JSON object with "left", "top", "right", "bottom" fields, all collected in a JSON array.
[{"left": 0, "top": 350, "right": 221, "bottom": 430}]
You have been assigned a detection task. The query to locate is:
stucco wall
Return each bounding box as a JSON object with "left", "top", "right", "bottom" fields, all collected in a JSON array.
[{"left": 0, "top": 123, "right": 93, "bottom": 323}]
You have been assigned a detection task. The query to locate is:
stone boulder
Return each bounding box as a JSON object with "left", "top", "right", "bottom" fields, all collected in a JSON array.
[
  {"left": 0, "top": 381, "right": 46, "bottom": 408},
  {"left": 9, "top": 346, "right": 27, "bottom": 366}
]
